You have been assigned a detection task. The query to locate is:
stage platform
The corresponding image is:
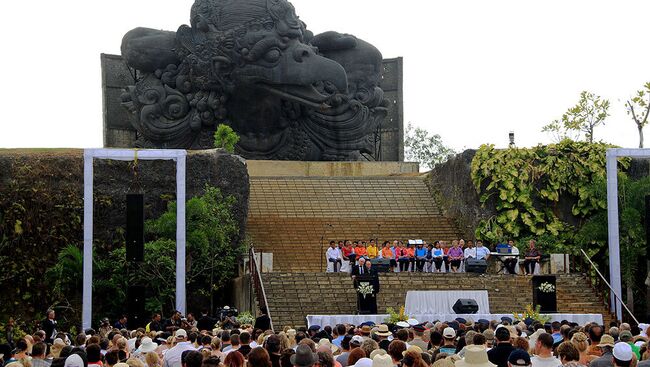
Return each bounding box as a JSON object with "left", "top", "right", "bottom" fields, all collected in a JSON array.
[{"left": 306, "top": 313, "right": 604, "bottom": 327}]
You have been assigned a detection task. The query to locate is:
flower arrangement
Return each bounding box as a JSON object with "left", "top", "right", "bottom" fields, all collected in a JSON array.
[
  {"left": 513, "top": 304, "right": 551, "bottom": 324},
  {"left": 357, "top": 282, "right": 374, "bottom": 298},
  {"left": 384, "top": 306, "right": 409, "bottom": 324},
  {"left": 538, "top": 282, "right": 556, "bottom": 293},
  {"left": 236, "top": 311, "right": 255, "bottom": 325}
]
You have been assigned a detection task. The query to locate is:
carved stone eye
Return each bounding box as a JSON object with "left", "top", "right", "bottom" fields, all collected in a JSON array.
[{"left": 264, "top": 48, "right": 281, "bottom": 63}]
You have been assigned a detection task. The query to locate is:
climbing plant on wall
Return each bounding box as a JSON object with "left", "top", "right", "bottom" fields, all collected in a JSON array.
[{"left": 470, "top": 139, "right": 626, "bottom": 248}]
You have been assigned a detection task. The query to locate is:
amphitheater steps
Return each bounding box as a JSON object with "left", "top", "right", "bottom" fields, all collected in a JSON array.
[
  {"left": 247, "top": 176, "right": 463, "bottom": 272},
  {"left": 262, "top": 272, "right": 612, "bottom": 329}
]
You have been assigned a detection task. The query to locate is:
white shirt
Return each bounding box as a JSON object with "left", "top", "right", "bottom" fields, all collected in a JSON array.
[
  {"left": 475, "top": 246, "right": 490, "bottom": 260},
  {"left": 464, "top": 247, "right": 476, "bottom": 259},
  {"left": 162, "top": 341, "right": 196, "bottom": 367},
  {"left": 326, "top": 247, "right": 342, "bottom": 260},
  {"left": 530, "top": 356, "right": 562, "bottom": 367}
]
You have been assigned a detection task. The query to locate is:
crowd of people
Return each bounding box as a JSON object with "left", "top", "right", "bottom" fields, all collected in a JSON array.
[
  {"left": 325, "top": 239, "right": 542, "bottom": 275},
  {"left": 2, "top": 310, "right": 649, "bottom": 367}
]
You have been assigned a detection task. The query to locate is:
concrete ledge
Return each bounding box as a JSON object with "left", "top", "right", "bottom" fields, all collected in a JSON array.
[{"left": 246, "top": 160, "right": 420, "bottom": 177}]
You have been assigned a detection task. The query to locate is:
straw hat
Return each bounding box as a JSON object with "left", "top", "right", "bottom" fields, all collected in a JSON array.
[
  {"left": 375, "top": 325, "right": 391, "bottom": 337},
  {"left": 455, "top": 345, "right": 496, "bottom": 367},
  {"left": 139, "top": 337, "right": 158, "bottom": 353}
]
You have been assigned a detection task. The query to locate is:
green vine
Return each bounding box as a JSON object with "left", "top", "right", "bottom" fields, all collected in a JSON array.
[{"left": 470, "top": 140, "right": 627, "bottom": 245}]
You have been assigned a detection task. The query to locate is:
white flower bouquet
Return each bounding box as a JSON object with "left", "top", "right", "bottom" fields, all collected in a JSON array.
[
  {"left": 357, "top": 282, "right": 374, "bottom": 298},
  {"left": 538, "top": 282, "right": 556, "bottom": 293}
]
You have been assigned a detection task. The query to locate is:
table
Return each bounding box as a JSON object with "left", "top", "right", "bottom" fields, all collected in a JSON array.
[
  {"left": 405, "top": 290, "right": 491, "bottom": 314},
  {"left": 305, "top": 313, "right": 604, "bottom": 327}
]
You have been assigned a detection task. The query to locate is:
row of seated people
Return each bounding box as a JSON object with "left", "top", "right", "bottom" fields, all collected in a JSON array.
[{"left": 325, "top": 238, "right": 543, "bottom": 274}]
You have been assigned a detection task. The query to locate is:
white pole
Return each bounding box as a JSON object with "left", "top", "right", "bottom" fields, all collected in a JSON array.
[
  {"left": 82, "top": 151, "right": 94, "bottom": 330},
  {"left": 176, "top": 152, "right": 187, "bottom": 315},
  {"left": 606, "top": 149, "right": 622, "bottom": 321}
]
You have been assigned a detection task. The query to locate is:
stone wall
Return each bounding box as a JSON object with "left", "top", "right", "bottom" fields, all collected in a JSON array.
[
  {"left": 262, "top": 272, "right": 611, "bottom": 328},
  {"left": 428, "top": 150, "right": 494, "bottom": 239},
  {"left": 247, "top": 160, "right": 419, "bottom": 177}
]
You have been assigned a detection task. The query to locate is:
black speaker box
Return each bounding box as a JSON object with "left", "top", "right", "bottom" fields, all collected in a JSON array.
[
  {"left": 453, "top": 298, "right": 479, "bottom": 314},
  {"left": 127, "top": 285, "right": 147, "bottom": 328},
  {"left": 126, "top": 194, "right": 144, "bottom": 262},
  {"left": 465, "top": 258, "right": 488, "bottom": 273}
]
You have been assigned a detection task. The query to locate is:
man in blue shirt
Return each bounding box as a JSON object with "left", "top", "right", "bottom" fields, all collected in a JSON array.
[
  {"left": 475, "top": 240, "right": 491, "bottom": 260},
  {"left": 332, "top": 324, "right": 346, "bottom": 348},
  {"left": 415, "top": 243, "right": 428, "bottom": 272}
]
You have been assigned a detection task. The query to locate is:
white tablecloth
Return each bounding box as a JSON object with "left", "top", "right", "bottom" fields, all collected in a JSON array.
[
  {"left": 405, "top": 290, "right": 491, "bottom": 314},
  {"left": 305, "top": 313, "right": 603, "bottom": 327}
]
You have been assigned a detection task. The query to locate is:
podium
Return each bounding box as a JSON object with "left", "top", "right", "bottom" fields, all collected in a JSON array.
[{"left": 354, "top": 273, "right": 379, "bottom": 314}]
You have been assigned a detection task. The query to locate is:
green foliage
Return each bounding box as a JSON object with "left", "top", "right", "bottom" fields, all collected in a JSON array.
[
  {"left": 471, "top": 140, "right": 625, "bottom": 247},
  {"left": 384, "top": 306, "right": 409, "bottom": 324},
  {"left": 542, "top": 91, "right": 610, "bottom": 143},
  {"left": 404, "top": 122, "right": 455, "bottom": 170},
  {"left": 213, "top": 124, "right": 240, "bottom": 153},
  {"left": 94, "top": 185, "right": 243, "bottom": 316},
  {"left": 236, "top": 311, "right": 255, "bottom": 326},
  {"left": 45, "top": 244, "right": 83, "bottom": 305},
  {"left": 625, "top": 82, "right": 650, "bottom": 148}
]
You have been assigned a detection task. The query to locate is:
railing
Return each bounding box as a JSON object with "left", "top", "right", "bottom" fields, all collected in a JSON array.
[
  {"left": 570, "top": 250, "right": 638, "bottom": 324},
  {"left": 249, "top": 246, "right": 274, "bottom": 332}
]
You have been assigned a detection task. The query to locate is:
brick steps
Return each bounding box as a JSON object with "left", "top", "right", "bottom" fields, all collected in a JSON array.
[
  {"left": 247, "top": 176, "right": 463, "bottom": 272},
  {"left": 262, "top": 273, "right": 612, "bottom": 328}
]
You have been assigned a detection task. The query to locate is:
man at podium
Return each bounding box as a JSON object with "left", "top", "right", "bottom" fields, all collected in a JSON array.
[{"left": 351, "top": 258, "right": 380, "bottom": 314}]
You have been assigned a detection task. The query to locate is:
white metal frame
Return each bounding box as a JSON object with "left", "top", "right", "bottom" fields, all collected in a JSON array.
[
  {"left": 83, "top": 149, "right": 187, "bottom": 330},
  {"left": 606, "top": 148, "right": 650, "bottom": 321}
]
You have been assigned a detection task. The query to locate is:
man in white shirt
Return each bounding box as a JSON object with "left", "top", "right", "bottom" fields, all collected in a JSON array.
[
  {"left": 464, "top": 240, "right": 477, "bottom": 259},
  {"left": 326, "top": 241, "right": 342, "bottom": 272},
  {"left": 530, "top": 333, "right": 561, "bottom": 367},
  {"left": 162, "top": 329, "right": 196, "bottom": 367}
]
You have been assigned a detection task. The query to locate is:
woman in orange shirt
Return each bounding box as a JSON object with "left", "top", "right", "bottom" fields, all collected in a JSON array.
[
  {"left": 380, "top": 241, "right": 395, "bottom": 271},
  {"left": 354, "top": 241, "right": 367, "bottom": 259},
  {"left": 405, "top": 243, "right": 416, "bottom": 272}
]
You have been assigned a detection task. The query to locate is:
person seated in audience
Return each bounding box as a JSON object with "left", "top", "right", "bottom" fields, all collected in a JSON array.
[
  {"left": 397, "top": 241, "right": 409, "bottom": 272},
  {"left": 326, "top": 241, "right": 343, "bottom": 272},
  {"left": 448, "top": 240, "right": 464, "bottom": 272},
  {"left": 504, "top": 239, "right": 519, "bottom": 274},
  {"left": 523, "top": 239, "right": 541, "bottom": 275},
  {"left": 425, "top": 243, "right": 434, "bottom": 272},
  {"left": 342, "top": 240, "right": 355, "bottom": 267},
  {"left": 415, "top": 242, "right": 427, "bottom": 272},
  {"left": 475, "top": 240, "right": 490, "bottom": 261},
  {"left": 431, "top": 241, "right": 444, "bottom": 272},
  {"left": 354, "top": 241, "right": 367, "bottom": 261},
  {"left": 381, "top": 241, "right": 396, "bottom": 271},
  {"left": 366, "top": 240, "right": 379, "bottom": 259},
  {"left": 405, "top": 242, "right": 416, "bottom": 272},
  {"left": 464, "top": 240, "right": 476, "bottom": 260}
]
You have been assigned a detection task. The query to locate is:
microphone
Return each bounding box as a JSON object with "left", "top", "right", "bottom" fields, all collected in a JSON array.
[{"left": 328, "top": 224, "right": 333, "bottom": 227}]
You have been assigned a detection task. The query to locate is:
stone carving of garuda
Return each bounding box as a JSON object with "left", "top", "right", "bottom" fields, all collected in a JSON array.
[{"left": 121, "top": 0, "right": 388, "bottom": 160}]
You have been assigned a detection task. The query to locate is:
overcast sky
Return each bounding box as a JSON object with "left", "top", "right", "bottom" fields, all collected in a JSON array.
[{"left": 1, "top": 0, "right": 649, "bottom": 151}]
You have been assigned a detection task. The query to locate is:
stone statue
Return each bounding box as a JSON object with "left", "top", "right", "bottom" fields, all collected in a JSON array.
[{"left": 120, "top": 0, "right": 388, "bottom": 160}]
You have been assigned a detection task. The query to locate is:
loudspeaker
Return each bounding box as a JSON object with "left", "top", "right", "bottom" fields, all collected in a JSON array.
[
  {"left": 453, "top": 298, "right": 479, "bottom": 314},
  {"left": 465, "top": 258, "right": 488, "bottom": 273},
  {"left": 126, "top": 285, "right": 146, "bottom": 328},
  {"left": 126, "top": 193, "right": 144, "bottom": 262}
]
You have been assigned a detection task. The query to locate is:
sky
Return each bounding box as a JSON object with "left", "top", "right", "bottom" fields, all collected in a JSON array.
[{"left": 1, "top": 0, "right": 649, "bottom": 152}]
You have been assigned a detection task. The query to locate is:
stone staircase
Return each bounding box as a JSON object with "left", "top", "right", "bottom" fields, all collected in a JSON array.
[
  {"left": 247, "top": 176, "right": 462, "bottom": 272},
  {"left": 262, "top": 272, "right": 612, "bottom": 329}
]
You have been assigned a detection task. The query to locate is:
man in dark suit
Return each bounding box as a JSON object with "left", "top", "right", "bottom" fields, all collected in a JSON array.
[
  {"left": 254, "top": 307, "right": 271, "bottom": 331},
  {"left": 487, "top": 327, "right": 515, "bottom": 367},
  {"left": 351, "top": 258, "right": 379, "bottom": 314},
  {"left": 40, "top": 310, "right": 57, "bottom": 344},
  {"left": 196, "top": 309, "right": 215, "bottom": 332}
]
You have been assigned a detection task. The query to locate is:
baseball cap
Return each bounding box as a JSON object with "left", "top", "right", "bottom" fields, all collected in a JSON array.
[
  {"left": 619, "top": 330, "right": 633, "bottom": 342},
  {"left": 443, "top": 327, "right": 456, "bottom": 338},
  {"left": 351, "top": 335, "right": 364, "bottom": 345},
  {"left": 175, "top": 329, "right": 188, "bottom": 339},
  {"left": 613, "top": 342, "right": 633, "bottom": 361},
  {"left": 508, "top": 350, "right": 531, "bottom": 366}
]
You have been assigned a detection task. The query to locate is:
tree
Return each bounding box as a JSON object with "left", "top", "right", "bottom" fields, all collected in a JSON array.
[
  {"left": 404, "top": 122, "right": 455, "bottom": 171},
  {"left": 542, "top": 91, "right": 610, "bottom": 143},
  {"left": 625, "top": 82, "right": 650, "bottom": 148},
  {"left": 213, "top": 124, "right": 240, "bottom": 153}
]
